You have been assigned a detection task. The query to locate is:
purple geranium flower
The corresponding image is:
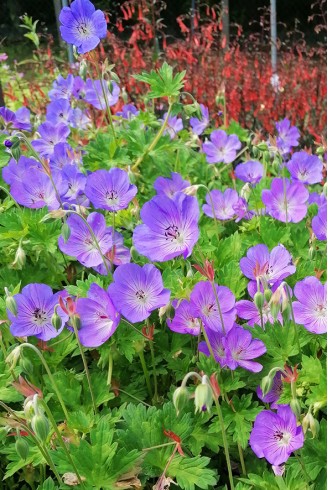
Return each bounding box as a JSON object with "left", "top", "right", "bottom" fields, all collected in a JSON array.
[
  {"left": 92, "top": 229, "right": 131, "bottom": 274},
  {"left": 198, "top": 328, "right": 228, "bottom": 366},
  {"left": 202, "top": 130, "right": 241, "bottom": 164},
  {"left": 257, "top": 372, "right": 283, "bottom": 409},
  {"left": 8, "top": 284, "right": 68, "bottom": 341},
  {"left": 235, "top": 160, "right": 264, "bottom": 184},
  {"left": 276, "top": 118, "right": 300, "bottom": 155},
  {"left": 198, "top": 325, "right": 266, "bottom": 372},
  {"left": 0, "top": 107, "right": 16, "bottom": 127},
  {"left": 292, "top": 276, "right": 326, "bottom": 334},
  {"left": 46, "top": 98, "right": 72, "bottom": 126},
  {"left": 84, "top": 79, "right": 120, "bottom": 110},
  {"left": 107, "top": 263, "right": 170, "bottom": 323},
  {"left": 153, "top": 172, "right": 190, "bottom": 198},
  {"left": 133, "top": 193, "right": 199, "bottom": 262},
  {"left": 233, "top": 197, "right": 255, "bottom": 222},
  {"left": 167, "top": 299, "right": 201, "bottom": 335},
  {"left": 262, "top": 178, "right": 309, "bottom": 223},
  {"left": 49, "top": 142, "right": 75, "bottom": 169},
  {"left": 240, "top": 244, "right": 295, "bottom": 289},
  {"left": 116, "top": 104, "right": 139, "bottom": 120},
  {"left": 312, "top": 205, "right": 327, "bottom": 241},
  {"left": 70, "top": 107, "right": 91, "bottom": 130},
  {"left": 203, "top": 188, "right": 239, "bottom": 220},
  {"left": 49, "top": 74, "right": 75, "bottom": 100},
  {"left": 161, "top": 113, "right": 183, "bottom": 139},
  {"left": 224, "top": 326, "right": 266, "bottom": 372},
  {"left": 309, "top": 192, "right": 327, "bottom": 209},
  {"left": 287, "top": 151, "right": 323, "bottom": 185},
  {"left": 249, "top": 405, "right": 304, "bottom": 465},
  {"left": 59, "top": 0, "right": 107, "bottom": 54},
  {"left": 2, "top": 156, "right": 40, "bottom": 185},
  {"left": 85, "top": 168, "right": 137, "bottom": 212},
  {"left": 58, "top": 212, "right": 112, "bottom": 267},
  {"left": 60, "top": 164, "right": 87, "bottom": 205},
  {"left": 14, "top": 107, "right": 31, "bottom": 132},
  {"left": 190, "top": 104, "right": 209, "bottom": 135},
  {"left": 76, "top": 283, "right": 120, "bottom": 347},
  {"left": 190, "top": 281, "right": 236, "bottom": 333},
  {"left": 32, "top": 122, "right": 70, "bottom": 158},
  {"left": 10, "top": 167, "right": 66, "bottom": 210}
]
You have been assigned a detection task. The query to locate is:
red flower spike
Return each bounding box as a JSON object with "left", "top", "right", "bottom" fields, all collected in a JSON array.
[
  {"left": 142, "top": 324, "right": 155, "bottom": 341},
  {"left": 163, "top": 429, "right": 184, "bottom": 456},
  {"left": 193, "top": 259, "right": 215, "bottom": 282},
  {"left": 282, "top": 364, "right": 299, "bottom": 383},
  {"left": 210, "top": 373, "right": 221, "bottom": 398}
]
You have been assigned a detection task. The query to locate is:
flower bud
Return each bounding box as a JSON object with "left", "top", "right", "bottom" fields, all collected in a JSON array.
[
  {"left": 5, "top": 294, "right": 17, "bottom": 316},
  {"left": 290, "top": 398, "right": 301, "bottom": 418},
  {"left": 20, "top": 356, "right": 34, "bottom": 375},
  {"left": 23, "top": 396, "right": 36, "bottom": 420},
  {"left": 4, "top": 139, "right": 13, "bottom": 148},
  {"left": 31, "top": 414, "right": 49, "bottom": 442},
  {"left": 194, "top": 377, "right": 213, "bottom": 414},
  {"left": 260, "top": 374, "right": 274, "bottom": 397},
  {"left": 12, "top": 243, "right": 26, "bottom": 270},
  {"left": 15, "top": 437, "right": 30, "bottom": 460},
  {"left": 256, "top": 142, "right": 268, "bottom": 152},
  {"left": 183, "top": 185, "right": 201, "bottom": 196},
  {"left": 263, "top": 289, "right": 272, "bottom": 303},
  {"left": 254, "top": 292, "right": 265, "bottom": 311},
  {"left": 240, "top": 183, "right": 252, "bottom": 201},
  {"left": 61, "top": 222, "right": 71, "bottom": 243},
  {"left": 6, "top": 346, "right": 21, "bottom": 369},
  {"left": 309, "top": 418, "right": 320, "bottom": 438},
  {"left": 173, "top": 386, "right": 189, "bottom": 415},
  {"left": 51, "top": 308, "right": 62, "bottom": 331}
]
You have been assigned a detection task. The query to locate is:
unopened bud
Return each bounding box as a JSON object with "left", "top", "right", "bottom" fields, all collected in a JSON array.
[
  {"left": 256, "top": 143, "right": 268, "bottom": 152},
  {"left": 23, "top": 396, "right": 36, "bottom": 420},
  {"left": 173, "top": 386, "right": 190, "bottom": 415},
  {"left": 254, "top": 292, "right": 265, "bottom": 311},
  {"left": 290, "top": 398, "right": 301, "bottom": 418},
  {"left": 194, "top": 376, "right": 213, "bottom": 414},
  {"left": 6, "top": 346, "right": 21, "bottom": 369},
  {"left": 183, "top": 185, "right": 201, "bottom": 196},
  {"left": 260, "top": 367, "right": 281, "bottom": 396},
  {"left": 309, "top": 417, "right": 320, "bottom": 438},
  {"left": 264, "top": 289, "right": 272, "bottom": 302},
  {"left": 51, "top": 308, "right": 62, "bottom": 331},
  {"left": 31, "top": 414, "right": 49, "bottom": 442},
  {"left": 5, "top": 294, "right": 18, "bottom": 316},
  {"left": 61, "top": 222, "right": 71, "bottom": 243},
  {"left": 282, "top": 304, "right": 292, "bottom": 323},
  {"left": 12, "top": 243, "right": 26, "bottom": 269},
  {"left": 15, "top": 437, "right": 30, "bottom": 460},
  {"left": 240, "top": 183, "right": 252, "bottom": 201}
]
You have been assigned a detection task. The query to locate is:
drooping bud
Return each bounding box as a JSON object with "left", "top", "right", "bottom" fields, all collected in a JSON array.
[
  {"left": 61, "top": 222, "right": 71, "bottom": 243},
  {"left": 5, "top": 291, "right": 18, "bottom": 316},
  {"left": 23, "top": 396, "right": 36, "bottom": 420},
  {"left": 183, "top": 185, "right": 201, "bottom": 196},
  {"left": 31, "top": 414, "right": 50, "bottom": 442},
  {"left": 256, "top": 142, "right": 268, "bottom": 152},
  {"left": 51, "top": 307, "right": 62, "bottom": 331},
  {"left": 173, "top": 386, "right": 189, "bottom": 416},
  {"left": 254, "top": 292, "right": 265, "bottom": 311},
  {"left": 12, "top": 242, "right": 26, "bottom": 270},
  {"left": 264, "top": 288, "right": 272, "bottom": 302},
  {"left": 240, "top": 183, "right": 252, "bottom": 201},
  {"left": 15, "top": 437, "right": 30, "bottom": 460},
  {"left": 260, "top": 367, "right": 281, "bottom": 396},
  {"left": 290, "top": 398, "right": 301, "bottom": 419},
  {"left": 6, "top": 346, "right": 21, "bottom": 369},
  {"left": 194, "top": 376, "right": 213, "bottom": 414}
]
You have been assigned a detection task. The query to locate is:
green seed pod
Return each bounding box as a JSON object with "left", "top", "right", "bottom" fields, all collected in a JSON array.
[
  {"left": 61, "top": 222, "right": 71, "bottom": 243},
  {"left": 5, "top": 295, "right": 17, "bottom": 316},
  {"left": 264, "top": 289, "right": 272, "bottom": 302},
  {"left": 51, "top": 309, "right": 62, "bottom": 331},
  {"left": 173, "top": 386, "right": 190, "bottom": 416},
  {"left": 254, "top": 292, "right": 265, "bottom": 311},
  {"left": 194, "top": 380, "right": 213, "bottom": 414},
  {"left": 31, "top": 414, "right": 50, "bottom": 442},
  {"left": 290, "top": 398, "right": 301, "bottom": 419},
  {"left": 15, "top": 437, "right": 30, "bottom": 460},
  {"left": 257, "top": 142, "right": 268, "bottom": 152}
]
